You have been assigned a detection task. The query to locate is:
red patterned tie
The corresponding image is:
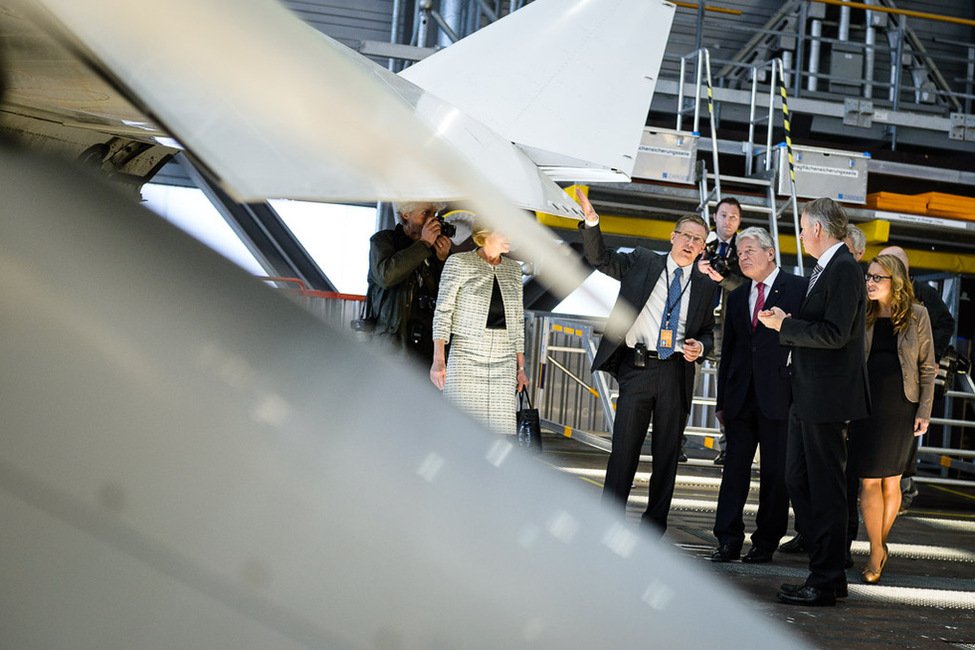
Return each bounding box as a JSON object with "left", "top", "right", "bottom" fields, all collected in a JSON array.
[{"left": 752, "top": 282, "right": 765, "bottom": 330}]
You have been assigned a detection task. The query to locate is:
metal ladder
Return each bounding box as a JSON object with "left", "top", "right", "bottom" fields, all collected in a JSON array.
[{"left": 676, "top": 49, "right": 805, "bottom": 272}]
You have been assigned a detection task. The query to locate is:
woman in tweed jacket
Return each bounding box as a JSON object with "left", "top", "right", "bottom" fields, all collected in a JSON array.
[{"left": 430, "top": 223, "right": 529, "bottom": 435}]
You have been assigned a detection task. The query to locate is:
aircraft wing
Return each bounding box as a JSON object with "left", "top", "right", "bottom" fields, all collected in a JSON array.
[
  {"left": 0, "top": 0, "right": 586, "bottom": 216},
  {"left": 1, "top": 0, "right": 674, "bottom": 214},
  {"left": 400, "top": 0, "right": 677, "bottom": 184},
  {"left": 0, "top": 5, "right": 175, "bottom": 186},
  {"left": 4, "top": 0, "right": 594, "bottom": 296},
  {"left": 0, "top": 144, "right": 810, "bottom": 650}
]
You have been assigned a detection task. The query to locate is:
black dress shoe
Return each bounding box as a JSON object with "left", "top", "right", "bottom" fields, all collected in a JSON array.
[
  {"left": 742, "top": 546, "right": 774, "bottom": 563},
  {"left": 778, "top": 534, "right": 806, "bottom": 553},
  {"left": 713, "top": 450, "right": 726, "bottom": 465},
  {"left": 678, "top": 447, "right": 688, "bottom": 463},
  {"left": 710, "top": 543, "right": 741, "bottom": 562},
  {"left": 776, "top": 584, "right": 836, "bottom": 606}
]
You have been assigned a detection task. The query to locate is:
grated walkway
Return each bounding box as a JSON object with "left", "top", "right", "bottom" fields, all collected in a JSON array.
[{"left": 539, "top": 434, "right": 975, "bottom": 650}]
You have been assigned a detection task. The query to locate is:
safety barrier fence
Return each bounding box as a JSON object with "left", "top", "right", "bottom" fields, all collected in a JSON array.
[
  {"left": 259, "top": 277, "right": 364, "bottom": 327},
  {"left": 521, "top": 310, "right": 975, "bottom": 491},
  {"left": 525, "top": 311, "right": 727, "bottom": 464},
  {"left": 282, "top": 286, "right": 974, "bottom": 489}
]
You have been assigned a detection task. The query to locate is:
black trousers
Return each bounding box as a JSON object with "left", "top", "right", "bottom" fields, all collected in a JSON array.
[
  {"left": 786, "top": 409, "right": 849, "bottom": 590},
  {"left": 602, "top": 349, "right": 688, "bottom": 533},
  {"left": 795, "top": 428, "right": 859, "bottom": 550},
  {"left": 713, "top": 382, "right": 789, "bottom": 551}
]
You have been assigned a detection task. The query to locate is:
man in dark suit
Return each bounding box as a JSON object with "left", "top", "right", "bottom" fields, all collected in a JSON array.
[
  {"left": 759, "top": 197, "right": 870, "bottom": 606},
  {"left": 711, "top": 227, "right": 807, "bottom": 563},
  {"left": 575, "top": 188, "right": 718, "bottom": 534}
]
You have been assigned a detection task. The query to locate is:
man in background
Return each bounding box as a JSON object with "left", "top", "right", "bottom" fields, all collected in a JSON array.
[
  {"left": 844, "top": 223, "right": 866, "bottom": 262},
  {"left": 698, "top": 197, "right": 747, "bottom": 464},
  {"left": 366, "top": 201, "right": 452, "bottom": 367}
]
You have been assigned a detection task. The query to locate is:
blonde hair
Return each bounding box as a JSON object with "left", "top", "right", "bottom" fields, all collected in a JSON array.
[
  {"left": 471, "top": 220, "right": 492, "bottom": 247},
  {"left": 866, "top": 254, "right": 915, "bottom": 334}
]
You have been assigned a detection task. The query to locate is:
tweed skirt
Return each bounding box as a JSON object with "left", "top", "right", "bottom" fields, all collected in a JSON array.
[{"left": 444, "top": 328, "right": 517, "bottom": 436}]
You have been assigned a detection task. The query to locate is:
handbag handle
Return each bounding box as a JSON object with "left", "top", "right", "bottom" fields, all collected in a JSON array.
[{"left": 518, "top": 388, "right": 533, "bottom": 410}]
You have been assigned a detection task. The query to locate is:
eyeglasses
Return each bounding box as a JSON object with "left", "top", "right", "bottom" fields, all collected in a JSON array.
[
  {"left": 674, "top": 231, "right": 706, "bottom": 247},
  {"left": 864, "top": 273, "right": 892, "bottom": 283}
]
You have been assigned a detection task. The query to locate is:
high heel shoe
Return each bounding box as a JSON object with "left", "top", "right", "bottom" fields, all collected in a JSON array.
[{"left": 861, "top": 550, "right": 888, "bottom": 584}]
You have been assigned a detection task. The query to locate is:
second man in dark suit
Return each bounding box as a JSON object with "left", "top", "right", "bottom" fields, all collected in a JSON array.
[
  {"left": 576, "top": 189, "right": 717, "bottom": 535},
  {"left": 759, "top": 197, "right": 871, "bottom": 606},
  {"left": 711, "top": 227, "right": 807, "bottom": 563}
]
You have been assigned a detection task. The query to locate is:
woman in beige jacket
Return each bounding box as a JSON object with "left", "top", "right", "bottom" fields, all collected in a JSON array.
[
  {"left": 849, "top": 254, "right": 936, "bottom": 584},
  {"left": 430, "top": 222, "right": 529, "bottom": 435}
]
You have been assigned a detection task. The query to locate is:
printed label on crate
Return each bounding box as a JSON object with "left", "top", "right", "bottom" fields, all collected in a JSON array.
[
  {"left": 638, "top": 145, "right": 693, "bottom": 158},
  {"left": 874, "top": 211, "right": 971, "bottom": 230},
  {"left": 795, "top": 163, "right": 860, "bottom": 178}
]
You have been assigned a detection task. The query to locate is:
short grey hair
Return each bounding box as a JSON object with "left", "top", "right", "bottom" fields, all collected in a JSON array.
[
  {"left": 394, "top": 200, "right": 446, "bottom": 217},
  {"left": 736, "top": 226, "right": 775, "bottom": 252},
  {"left": 845, "top": 223, "right": 866, "bottom": 255},
  {"left": 801, "top": 197, "right": 848, "bottom": 240}
]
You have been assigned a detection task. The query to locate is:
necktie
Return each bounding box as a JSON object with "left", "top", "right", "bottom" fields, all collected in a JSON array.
[
  {"left": 657, "top": 268, "right": 683, "bottom": 359},
  {"left": 806, "top": 263, "right": 823, "bottom": 296},
  {"left": 717, "top": 241, "right": 728, "bottom": 258},
  {"left": 752, "top": 282, "right": 765, "bottom": 330}
]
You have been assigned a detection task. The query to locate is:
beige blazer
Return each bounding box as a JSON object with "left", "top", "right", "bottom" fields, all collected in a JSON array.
[
  {"left": 432, "top": 251, "right": 525, "bottom": 353},
  {"left": 864, "top": 303, "right": 937, "bottom": 420}
]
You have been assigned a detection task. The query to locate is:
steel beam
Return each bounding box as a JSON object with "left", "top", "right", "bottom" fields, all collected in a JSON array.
[{"left": 179, "top": 155, "right": 336, "bottom": 291}]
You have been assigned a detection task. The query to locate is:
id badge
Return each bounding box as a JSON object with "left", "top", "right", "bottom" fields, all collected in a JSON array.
[{"left": 658, "top": 329, "right": 674, "bottom": 349}]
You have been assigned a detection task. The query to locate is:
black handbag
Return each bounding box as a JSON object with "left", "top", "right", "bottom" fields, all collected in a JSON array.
[{"left": 517, "top": 389, "right": 543, "bottom": 453}]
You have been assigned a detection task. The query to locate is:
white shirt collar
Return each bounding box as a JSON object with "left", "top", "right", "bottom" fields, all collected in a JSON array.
[
  {"left": 814, "top": 241, "right": 846, "bottom": 270},
  {"left": 754, "top": 265, "right": 780, "bottom": 291},
  {"left": 666, "top": 253, "right": 693, "bottom": 277}
]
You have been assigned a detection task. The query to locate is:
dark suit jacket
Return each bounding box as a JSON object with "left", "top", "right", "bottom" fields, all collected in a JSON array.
[
  {"left": 582, "top": 222, "right": 718, "bottom": 412},
  {"left": 913, "top": 279, "right": 955, "bottom": 360},
  {"left": 778, "top": 245, "right": 871, "bottom": 423},
  {"left": 717, "top": 270, "right": 808, "bottom": 421}
]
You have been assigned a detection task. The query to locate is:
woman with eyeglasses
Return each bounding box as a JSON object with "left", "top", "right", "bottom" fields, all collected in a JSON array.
[{"left": 848, "top": 254, "right": 936, "bottom": 584}]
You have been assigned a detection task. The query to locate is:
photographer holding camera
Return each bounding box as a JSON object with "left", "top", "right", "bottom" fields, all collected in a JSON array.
[
  {"left": 364, "top": 201, "right": 453, "bottom": 366},
  {"left": 697, "top": 197, "right": 747, "bottom": 464},
  {"left": 698, "top": 197, "right": 747, "bottom": 292}
]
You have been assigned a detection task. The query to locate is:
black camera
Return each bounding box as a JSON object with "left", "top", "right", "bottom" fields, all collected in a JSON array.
[
  {"left": 704, "top": 246, "right": 731, "bottom": 276},
  {"left": 416, "top": 294, "right": 437, "bottom": 312},
  {"left": 708, "top": 254, "right": 731, "bottom": 276},
  {"left": 434, "top": 215, "right": 456, "bottom": 239}
]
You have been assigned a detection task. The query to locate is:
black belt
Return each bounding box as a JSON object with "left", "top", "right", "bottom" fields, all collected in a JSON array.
[{"left": 628, "top": 346, "right": 679, "bottom": 361}]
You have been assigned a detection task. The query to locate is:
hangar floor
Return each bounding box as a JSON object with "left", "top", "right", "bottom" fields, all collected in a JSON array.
[{"left": 538, "top": 435, "right": 975, "bottom": 649}]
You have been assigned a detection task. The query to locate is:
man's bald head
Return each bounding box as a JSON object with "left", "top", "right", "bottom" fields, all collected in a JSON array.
[{"left": 878, "top": 246, "right": 909, "bottom": 273}]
